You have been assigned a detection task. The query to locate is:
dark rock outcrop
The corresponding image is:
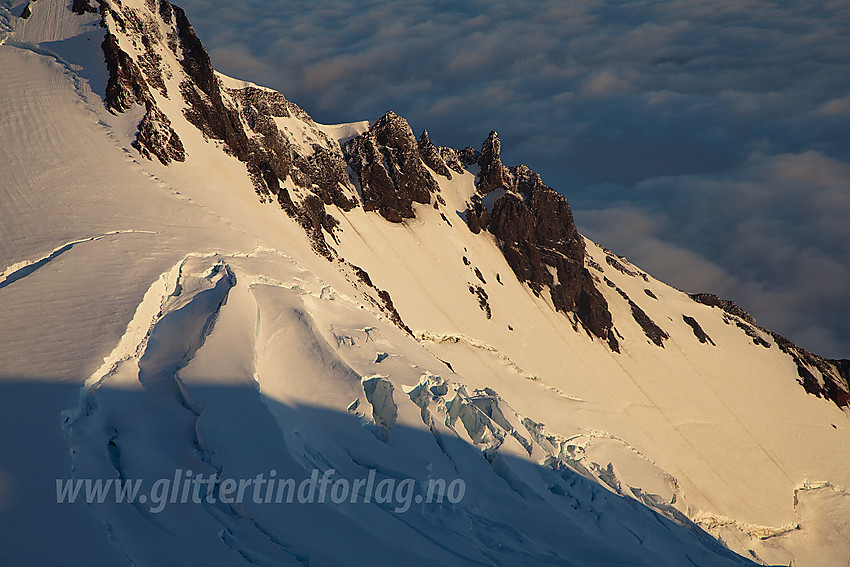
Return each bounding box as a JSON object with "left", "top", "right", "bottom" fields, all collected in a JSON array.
[
  {"left": 458, "top": 147, "right": 479, "bottom": 167},
  {"left": 226, "top": 86, "right": 355, "bottom": 211},
  {"left": 101, "top": 29, "right": 185, "bottom": 164},
  {"left": 465, "top": 194, "right": 489, "bottom": 235},
  {"left": 771, "top": 333, "right": 850, "bottom": 408},
  {"left": 100, "top": 1, "right": 168, "bottom": 95},
  {"left": 297, "top": 146, "right": 356, "bottom": 210},
  {"left": 418, "top": 130, "right": 453, "bottom": 180},
  {"left": 72, "top": 0, "right": 97, "bottom": 15},
  {"left": 698, "top": 293, "right": 771, "bottom": 348},
  {"left": 96, "top": 0, "right": 358, "bottom": 259},
  {"left": 173, "top": 3, "right": 355, "bottom": 255},
  {"left": 133, "top": 104, "right": 186, "bottom": 164},
  {"left": 171, "top": 4, "right": 252, "bottom": 160},
  {"left": 464, "top": 132, "right": 618, "bottom": 350},
  {"left": 349, "top": 264, "right": 413, "bottom": 335},
  {"left": 683, "top": 315, "right": 715, "bottom": 345},
  {"left": 606, "top": 254, "right": 648, "bottom": 281},
  {"left": 690, "top": 292, "right": 757, "bottom": 325},
  {"left": 440, "top": 146, "right": 468, "bottom": 175},
  {"left": 605, "top": 278, "right": 667, "bottom": 347},
  {"left": 469, "top": 285, "right": 491, "bottom": 319},
  {"left": 476, "top": 131, "right": 510, "bottom": 195},
  {"left": 627, "top": 299, "right": 667, "bottom": 347},
  {"left": 97, "top": 0, "right": 246, "bottom": 165},
  {"left": 344, "top": 111, "right": 438, "bottom": 222},
  {"left": 728, "top": 315, "right": 771, "bottom": 348},
  {"left": 102, "top": 31, "right": 146, "bottom": 112},
  {"left": 586, "top": 257, "right": 604, "bottom": 273},
  {"left": 97, "top": 1, "right": 184, "bottom": 161},
  {"left": 692, "top": 293, "right": 849, "bottom": 407}
]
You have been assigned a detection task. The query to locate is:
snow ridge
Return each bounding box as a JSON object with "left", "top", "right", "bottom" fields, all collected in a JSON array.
[{"left": 58, "top": 253, "right": 755, "bottom": 566}]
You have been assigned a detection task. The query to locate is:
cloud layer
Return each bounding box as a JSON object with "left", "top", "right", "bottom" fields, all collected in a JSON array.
[
  {"left": 178, "top": 0, "right": 850, "bottom": 357},
  {"left": 577, "top": 150, "right": 850, "bottom": 357}
]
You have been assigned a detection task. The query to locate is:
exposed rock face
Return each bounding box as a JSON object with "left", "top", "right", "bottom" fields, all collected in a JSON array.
[
  {"left": 771, "top": 333, "right": 850, "bottom": 408},
  {"left": 234, "top": 89, "right": 294, "bottom": 195},
  {"left": 458, "top": 146, "right": 479, "bottom": 167},
  {"left": 72, "top": 0, "right": 98, "bottom": 14},
  {"left": 207, "top": 86, "right": 357, "bottom": 257},
  {"left": 728, "top": 315, "right": 771, "bottom": 348},
  {"left": 468, "top": 285, "right": 491, "bottom": 319},
  {"left": 418, "top": 130, "right": 453, "bottom": 180},
  {"left": 225, "top": 86, "right": 355, "bottom": 210},
  {"left": 349, "top": 264, "right": 413, "bottom": 336},
  {"left": 89, "top": 0, "right": 423, "bottom": 331},
  {"left": 696, "top": 292, "right": 772, "bottom": 349},
  {"left": 605, "top": 278, "right": 667, "bottom": 347},
  {"left": 440, "top": 146, "right": 468, "bottom": 175},
  {"left": 297, "top": 146, "right": 356, "bottom": 210},
  {"left": 693, "top": 292, "right": 849, "bottom": 407},
  {"left": 97, "top": 0, "right": 253, "bottom": 166},
  {"left": 690, "top": 292, "right": 757, "bottom": 325},
  {"left": 102, "top": 31, "right": 146, "bottom": 112},
  {"left": 464, "top": 132, "right": 617, "bottom": 350},
  {"left": 606, "top": 254, "right": 647, "bottom": 281},
  {"left": 683, "top": 315, "right": 715, "bottom": 345},
  {"left": 171, "top": 4, "right": 252, "bottom": 160},
  {"left": 99, "top": 5, "right": 185, "bottom": 164},
  {"left": 100, "top": 0, "right": 361, "bottom": 257},
  {"left": 132, "top": 103, "right": 185, "bottom": 164},
  {"left": 832, "top": 360, "right": 850, "bottom": 405},
  {"left": 344, "top": 112, "right": 439, "bottom": 222},
  {"left": 465, "top": 194, "right": 489, "bottom": 235},
  {"left": 625, "top": 299, "right": 667, "bottom": 347},
  {"left": 476, "top": 131, "right": 510, "bottom": 195}
]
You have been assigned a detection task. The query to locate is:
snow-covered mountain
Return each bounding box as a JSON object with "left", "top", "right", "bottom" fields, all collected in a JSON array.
[{"left": 1, "top": 1, "right": 849, "bottom": 565}]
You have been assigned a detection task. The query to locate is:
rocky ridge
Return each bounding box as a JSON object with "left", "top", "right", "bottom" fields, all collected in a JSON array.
[
  {"left": 343, "top": 111, "right": 439, "bottom": 223},
  {"left": 692, "top": 292, "right": 850, "bottom": 407},
  {"left": 465, "top": 131, "right": 619, "bottom": 351},
  {"left": 82, "top": 0, "right": 849, "bottom": 408},
  {"left": 91, "top": 0, "right": 361, "bottom": 259}
]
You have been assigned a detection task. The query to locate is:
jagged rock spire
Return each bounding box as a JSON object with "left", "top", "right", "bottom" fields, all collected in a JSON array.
[
  {"left": 466, "top": 131, "right": 619, "bottom": 350},
  {"left": 418, "top": 130, "right": 453, "bottom": 179},
  {"left": 343, "top": 111, "right": 439, "bottom": 223},
  {"left": 477, "top": 130, "right": 511, "bottom": 195}
]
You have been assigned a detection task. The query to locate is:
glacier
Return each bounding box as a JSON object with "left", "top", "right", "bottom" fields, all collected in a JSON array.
[{"left": 1, "top": 1, "right": 849, "bottom": 565}]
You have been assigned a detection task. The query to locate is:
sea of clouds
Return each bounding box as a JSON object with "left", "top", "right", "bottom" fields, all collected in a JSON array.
[{"left": 178, "top": 0, "right": 850, "bottom": 357}]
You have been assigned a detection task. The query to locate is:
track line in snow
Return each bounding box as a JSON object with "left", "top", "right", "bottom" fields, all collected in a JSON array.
[{"left": 418, "top": 330, "right": 587, "bottom": 402}]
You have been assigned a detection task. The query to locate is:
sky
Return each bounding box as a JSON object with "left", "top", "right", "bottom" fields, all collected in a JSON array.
[{"left": 177, "top": 0, "right": 850, "bottom": 358}]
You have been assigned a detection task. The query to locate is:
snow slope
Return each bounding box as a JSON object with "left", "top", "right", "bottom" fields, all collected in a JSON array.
[
  {"left": 1, "top": 1, "right": 849, "bottom": 566},
  {"left": 329, "top": 164, "right": 850, "bottom": 566}
]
